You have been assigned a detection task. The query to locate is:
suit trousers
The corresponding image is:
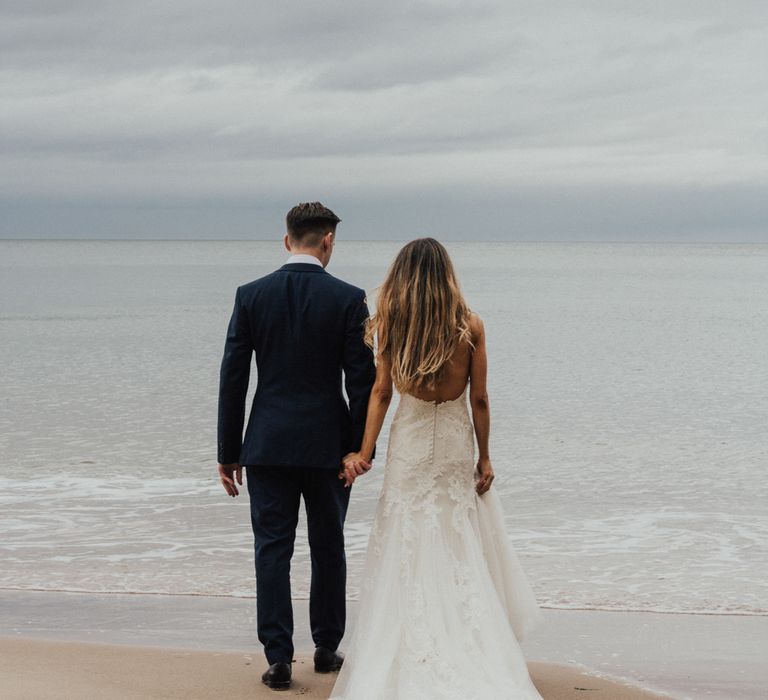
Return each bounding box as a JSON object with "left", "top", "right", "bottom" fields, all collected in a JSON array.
[{"left": 246, "top": 464, "right": 351, "bottom": 664}]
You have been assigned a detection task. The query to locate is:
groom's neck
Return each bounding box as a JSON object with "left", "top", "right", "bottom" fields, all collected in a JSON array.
[
  {"left": 289, "top": 245, "right": 322, "bottom": 256},
  {"left": 283, "top": 231, "right": 334, "bottom": 268},
  {"left": 287, "top": 245, "right": 328, "bottom": 267}
]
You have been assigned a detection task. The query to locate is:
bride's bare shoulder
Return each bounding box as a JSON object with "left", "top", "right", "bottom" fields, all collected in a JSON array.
[{"left": 468, "top": 312, "right": 485, "bottom": 345}]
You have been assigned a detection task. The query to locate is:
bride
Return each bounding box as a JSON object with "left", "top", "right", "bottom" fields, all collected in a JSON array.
[{"left": 330, "top": 238, "right": 544, "bottom": 699}]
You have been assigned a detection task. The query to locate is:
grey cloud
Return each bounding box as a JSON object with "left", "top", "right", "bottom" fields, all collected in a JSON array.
[
  {"left": 1, "top": 1, "right": 767, "bottom": 240},
  {"left": 3, "top": 183, "right": 767, "bottom": 241},
  {"left": 0, "top": 1, "right": 496, "bottom": 73}
]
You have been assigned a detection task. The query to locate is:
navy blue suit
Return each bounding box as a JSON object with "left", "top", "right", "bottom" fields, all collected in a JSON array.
[{"left": 217, "top": 262, "right": 376, "bottom": 663}]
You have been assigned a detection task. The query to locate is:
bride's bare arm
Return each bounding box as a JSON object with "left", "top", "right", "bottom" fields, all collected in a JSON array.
[
  {"left": 469, "top": 314, "right": 495, "bottom": 494},
  {"left": 342, "top": 352, "right": 393, "bottom": 485}
]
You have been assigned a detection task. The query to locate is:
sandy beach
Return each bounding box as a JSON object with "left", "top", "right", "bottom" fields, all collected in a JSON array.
[
  {"left": 0, "top": 637, "right": 668, "bottom": 700},
  {"left": 3, "top": 590, "right": 767, "bottom": 698}
]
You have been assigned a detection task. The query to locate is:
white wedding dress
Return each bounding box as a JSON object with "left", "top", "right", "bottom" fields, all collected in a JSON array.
[{"left": 329, "top": 387, "right": 544, "bottom": 699}]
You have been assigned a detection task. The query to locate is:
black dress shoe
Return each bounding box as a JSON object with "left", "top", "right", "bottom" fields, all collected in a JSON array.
[
  {"left": 314, "top": 646, "right": 344, "bottom": 673},
  {"left": 261, "top": 662, "right": 292, "bottom": 690}
]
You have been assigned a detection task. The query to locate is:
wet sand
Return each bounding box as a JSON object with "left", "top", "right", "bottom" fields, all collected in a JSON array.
[{"left": 0, "top": 637, "right": 668, "bottom": 699}]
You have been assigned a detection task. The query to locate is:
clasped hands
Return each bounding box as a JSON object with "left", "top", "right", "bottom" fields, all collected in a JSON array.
[{"left": 339, "top": 452, "right": 372, "bottom": 487}]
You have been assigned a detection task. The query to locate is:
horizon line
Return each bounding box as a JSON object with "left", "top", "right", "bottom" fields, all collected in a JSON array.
[{"left": 1, "top": 237, "right": 767, "bottom": 245}]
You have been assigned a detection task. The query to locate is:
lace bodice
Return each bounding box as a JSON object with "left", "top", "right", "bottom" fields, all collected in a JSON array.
[{"left": 379, "top": 386, "right": 476, "bottom": 523}]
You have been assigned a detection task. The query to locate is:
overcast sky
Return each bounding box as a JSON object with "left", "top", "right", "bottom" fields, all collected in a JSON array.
[{"left": 2, "top": 1, "right": 767, "bottom": 240}]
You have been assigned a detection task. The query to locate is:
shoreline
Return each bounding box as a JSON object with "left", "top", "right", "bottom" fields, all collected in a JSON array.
[
  {"left": 2, "top": 589, "right": 766, "bottom": 698},
  {"left": 1, "top": 586, "right": 763, "bottom": 617}
]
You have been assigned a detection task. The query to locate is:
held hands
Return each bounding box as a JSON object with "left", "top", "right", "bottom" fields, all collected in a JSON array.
[
  {"left": 218, "top": 462, "right": 243, "bottom": 497},
  {"left": 475, "top": 456, "right": 495, "bottom": 495},
  {"left": 339, "top": 452, "right": 372, "bottom": 487}
]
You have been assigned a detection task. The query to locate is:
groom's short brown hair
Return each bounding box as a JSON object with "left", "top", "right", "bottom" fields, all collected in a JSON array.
[{"left": 286, "top": 202, "right": 341, "bottom": 246}]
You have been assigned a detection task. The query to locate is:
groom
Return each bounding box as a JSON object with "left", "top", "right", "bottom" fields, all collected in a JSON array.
[{"left": 217, "top": 202, "right": 376, "bottom": 690}]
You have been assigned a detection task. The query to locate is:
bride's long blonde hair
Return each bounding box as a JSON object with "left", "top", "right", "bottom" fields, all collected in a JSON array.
[{"left": 364, "top": 238, "right": 473, "bottom": 393}]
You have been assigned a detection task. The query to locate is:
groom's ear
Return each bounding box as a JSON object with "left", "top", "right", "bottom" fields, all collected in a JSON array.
[{"left": 283, "top": 234, "right": 292, "bottom": 252}]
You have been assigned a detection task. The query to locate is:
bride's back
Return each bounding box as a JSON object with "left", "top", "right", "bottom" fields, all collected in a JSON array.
[
  {"left": 406, "top": 323, "right": 476, "bottom": 404},
  {"left": 364, "top": 238, "right": 479, "bottom": 404}
]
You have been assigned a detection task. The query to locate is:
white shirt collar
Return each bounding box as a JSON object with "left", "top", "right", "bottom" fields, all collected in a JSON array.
[{"left": 286, "top": 253, "right": 324, "bottom": 267}]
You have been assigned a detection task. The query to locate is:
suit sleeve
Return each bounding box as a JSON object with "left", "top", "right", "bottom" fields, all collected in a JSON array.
[
  {"left": 342, "top": 290, "right": 377, "bottom": 456},
  {"left": 217, "top": 286, "right": 253, "bottom": 464}
]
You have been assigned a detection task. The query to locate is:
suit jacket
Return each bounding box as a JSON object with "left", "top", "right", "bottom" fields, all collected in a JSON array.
[{"left": 217, "top": 262, "right": 376, "bottom": 470}]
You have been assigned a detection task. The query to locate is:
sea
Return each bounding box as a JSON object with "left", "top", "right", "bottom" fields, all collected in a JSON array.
[{"left": 1, "top": 239, "right": 766, "bottom": 616}]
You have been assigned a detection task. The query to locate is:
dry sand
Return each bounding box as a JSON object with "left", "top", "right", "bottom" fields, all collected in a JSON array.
[{"left": 0, "top": 637, "right": 667, "bottom": 700}]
